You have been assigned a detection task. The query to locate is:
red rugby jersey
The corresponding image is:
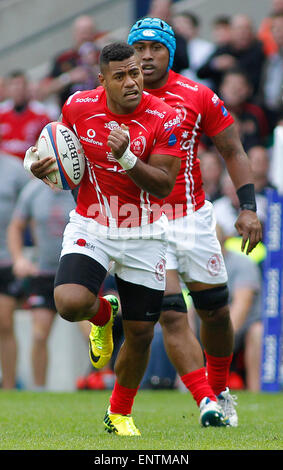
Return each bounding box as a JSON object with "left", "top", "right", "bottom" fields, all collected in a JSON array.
[
  {"left": 0, "top": 100, "right": 51, "bottom": 160},
  {"left": 145, "top": 70, "right": 234, "bottom": 219},
  {"left": 62, "top": 87, "right": 182, "bottom": 228}
]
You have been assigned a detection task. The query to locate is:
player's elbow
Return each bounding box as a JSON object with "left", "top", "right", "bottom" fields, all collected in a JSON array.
[{"left": 154, "top": 182, "right": 174, "bottom": 199}]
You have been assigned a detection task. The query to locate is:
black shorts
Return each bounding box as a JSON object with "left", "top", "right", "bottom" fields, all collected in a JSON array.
[
  {"left": 0, "top": 266, "right": 25, "bottom": 298},
  {"left": 27, "top": 275, "right": 56, "bottom": 312}
]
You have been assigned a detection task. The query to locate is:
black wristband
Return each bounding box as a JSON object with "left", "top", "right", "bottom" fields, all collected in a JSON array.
[{"left": 236, "top": 184, "right": 257, "bottom": 212}]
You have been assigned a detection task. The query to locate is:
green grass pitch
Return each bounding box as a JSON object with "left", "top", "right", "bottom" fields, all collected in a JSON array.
[{"left": 0, "top": 389, "right": 283, "bottom": 450}]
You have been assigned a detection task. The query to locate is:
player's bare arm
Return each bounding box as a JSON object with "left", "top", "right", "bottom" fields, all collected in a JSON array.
[
  {"left": 127, "top": 153, "right": 181, "bottom": 199},
  {"left": 211, "top": 123, "right": 262, "bottom": 254},
  {"left": 108, "top": 124, "right": 181, "bottom": 199}
]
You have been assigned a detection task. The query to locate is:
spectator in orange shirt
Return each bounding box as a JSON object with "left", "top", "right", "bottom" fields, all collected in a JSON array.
[{"left": 258, "top": 0, "right": 283, "bottom": 56}]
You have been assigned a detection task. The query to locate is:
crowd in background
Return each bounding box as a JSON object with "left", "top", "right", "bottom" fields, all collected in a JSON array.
[{"left": 0, "top": 0, "right": 282, "bottom": 392}]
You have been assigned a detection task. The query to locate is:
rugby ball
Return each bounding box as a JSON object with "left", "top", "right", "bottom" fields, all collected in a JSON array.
[{"left": 37, "top": 122, "right": 85, "bottom": 190}]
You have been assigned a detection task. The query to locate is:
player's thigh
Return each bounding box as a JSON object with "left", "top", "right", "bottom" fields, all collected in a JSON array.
[
  {"left": 54, "top": 253, "right": 108, "bottom": 316},
  {"left": 113, "top": 233, "right": 167, "bottom": 292},
  {"left": 169, "top": 203, "right": 228, "bottom": 285},
  {"left": 57, "top": 210, "right": 110, "bottom": 285},
  {"left": 164, "top": 269, "right": 182, "bottom": 295},
  {"left": 55, "top": 212, "right": 111, "bottom": 308},
  {"left": 115, "top": 275, "right": 164, "bottom": 323}
]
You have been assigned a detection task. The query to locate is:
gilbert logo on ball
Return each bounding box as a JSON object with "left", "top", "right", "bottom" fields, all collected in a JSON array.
[{"left": 37, "top": 122, "right": 86, "bottom": 190}]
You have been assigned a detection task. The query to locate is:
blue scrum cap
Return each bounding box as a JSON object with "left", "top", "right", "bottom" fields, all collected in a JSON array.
[{"left": 128, "top": 17, "right": 176, "bottom": 71}]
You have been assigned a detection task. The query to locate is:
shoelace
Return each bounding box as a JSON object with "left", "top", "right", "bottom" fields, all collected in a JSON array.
[{"left": 220, "top": 392, "right": 238, "bottom": 416}]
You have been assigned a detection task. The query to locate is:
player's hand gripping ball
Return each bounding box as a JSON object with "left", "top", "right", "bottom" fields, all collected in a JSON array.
[{"left": 37, "top": 122, "right": 85, "bottom": 190}]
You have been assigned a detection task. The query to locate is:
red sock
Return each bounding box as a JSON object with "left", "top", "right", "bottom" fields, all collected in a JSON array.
[
  {"left": 205, "top": 351, "right": 233, "bottom": 396},
  {"left": 89, "top": 297, "right": 111, "bottom": 326},
  {"left": 181, "top": 367, "right": 217, "bottom": 407},
  {"left": 109, "top": 380, "right": 139, "bottom": 415}
]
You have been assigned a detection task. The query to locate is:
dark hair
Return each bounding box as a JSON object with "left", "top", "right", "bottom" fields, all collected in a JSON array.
[
  {"left": 213, "top": 15, "right": 231, "bottom": 27},
  {"left": 271, "top": 11, "right": 283, "bottom": 20},
  {"left": 221, "top": 67, "right": 252, "bottom": 86},
  {"left": 178, "top": 11, "right": 200, "bottom": 28},
  {"left": 7, "top": 70, "right": 26, "bottom": 79},
  {"left": 100, "top": 41, "right": 135, "bottom": 69}
]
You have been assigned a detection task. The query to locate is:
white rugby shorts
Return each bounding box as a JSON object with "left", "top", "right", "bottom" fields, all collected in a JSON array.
[
  {"left": 60, "top": 210, "right": 168, "bottom": 291},
  {"left": 166, "top": 201, "right": 228, "bottom": 284}
]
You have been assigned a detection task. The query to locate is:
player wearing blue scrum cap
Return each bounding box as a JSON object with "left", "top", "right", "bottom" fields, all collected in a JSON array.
[
  {"left": 128, "top": 17, "right": 176, "bottom": 71},
  {"left": 119, "top": 17, "right": 262, "bottom": 430}
]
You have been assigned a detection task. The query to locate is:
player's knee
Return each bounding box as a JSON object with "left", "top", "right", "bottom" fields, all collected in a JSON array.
[
  {"left": 161, "top": 293, "right": 187, "bottom": 315},
  {"left": 202, "top": 304, "right": 230, "bottom": 327},
  {"left": 54, "top": 286, "right": 95, "bottom": 322},
  {"left": 0, "top": 317, "right": 13, "bottom": 336},
  {"left": 160, "top": 293, "right": 187, "bottom": 330},
  {"left": 33, "top": 328, "right": 49, "bottom": 344},
  {"left": 190, "top": 285, "right": 230, "bottom": 326},
  {"left": 159, "top": 308, "right": 187, "bottom": 332},
  {"left": 125, "top": 323, "right": 155, "bottom": 352}
]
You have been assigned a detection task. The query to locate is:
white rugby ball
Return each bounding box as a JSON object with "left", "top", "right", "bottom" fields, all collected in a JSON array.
[{"left": 37, "top": 122, "right": 85, "bottom": 190}]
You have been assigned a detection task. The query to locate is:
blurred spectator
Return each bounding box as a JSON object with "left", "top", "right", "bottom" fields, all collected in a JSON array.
[
  {"left": 219, "top": 68, "right": 269, "bottom": 151},
  {"left": 198, "top": 14, "right": 265, "bottom": 97},
  {"left": 28, "top": 79, "right": 60, "bottom": 121},
  {"left": 69, "top": 41, "right": 100, "bottom": 95},
  {"left": 260, "top": 11, "right": 283, "bottom": 130},
  {"left": 247, "top": 145, "right": 277, "bottom": 195},
  {"left": 199, "top": 149, "right": 223, "bottom": 202},
  {"left": 146, "top": 0, "right": 189, "bottom": 73},
  {"left": 0, "top": 153, "right": 30, "bottom": 389},
  {"left": 40, "top": 15, "right": 102, "bottom": 107},
  {"left": 7, "top": 179, "right": 75, "bottom": 390},
  {"left": 211, "top": 16, "right": 232, "bottom": 47},
  {"left": 172, "top": 11, "right": 215, "bottom": 87},
  {"left": 258, "top": 0, "right": 283, "bottom": 56},
  {"left": 0, "top": 71, "right": 52, "bottom": 161},
  {"left": 213, "top": 171, "right": 267, "bottom": 238},
  {"left": 0, "top": 77, "right": 7, "bottom": 103}
]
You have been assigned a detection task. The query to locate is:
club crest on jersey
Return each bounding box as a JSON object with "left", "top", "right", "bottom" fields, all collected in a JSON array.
[
  {"left": 130, "top": 136, "right": 146, "bottom": 157},
  {"left": 155, "top": 258, "right": 166, "bottom": 281},
  {"left": 174, "top": 104, "right": 187, "bottom": 123},
  {"left": 105, "top": 121, "right": 120, "bottom": 131},
  {"left": 207, "top": 254, "right": 221, "bottom": 276}
]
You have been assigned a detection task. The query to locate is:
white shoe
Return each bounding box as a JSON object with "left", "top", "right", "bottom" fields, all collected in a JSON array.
[
  {"left": 217, "top": 387, "right": 238, "bottom": 427},
  {"left": 199, "top": 397, "right": 230, "bottom": 427}
]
